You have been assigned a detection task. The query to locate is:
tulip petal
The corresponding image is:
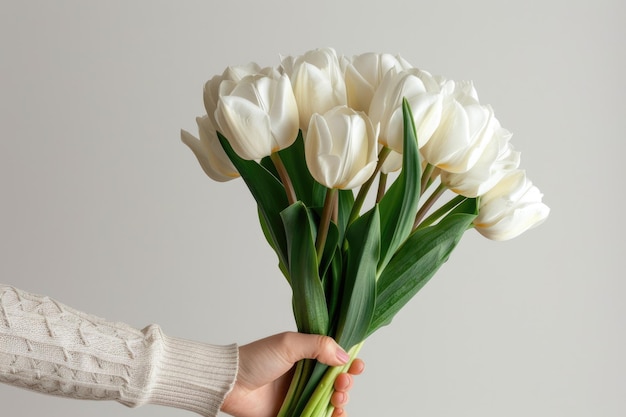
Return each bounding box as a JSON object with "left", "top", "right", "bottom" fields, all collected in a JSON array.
[
  {"left": 218, "top": 96, "right": 272, "bottom": 160},
  {"left": 180, "top": 128, "right": 238, "bottom": 182}
]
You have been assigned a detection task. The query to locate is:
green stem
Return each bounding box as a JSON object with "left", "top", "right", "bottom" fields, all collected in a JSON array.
[
  {"left": 376, "top": 172, "right": 388, "bottom": 203},
  {"left": 271, "top": 152, "right": 297, "bottom": 206},
  {"left": 415, "top": 194, "right": 467, "bottom": 231},
  {"left": 316, "top": 188, "right": 338, "bottom": 260},
  {"left": 277, "top": 359, "right": 316, "bottom": 417},
  {"left": 349, "top": 147, "right": 392, "bottom": 224},
  {"left": 300, "top": 342, "right": 365, "bottom": 417},
  {"left": 420, "top": 163, "right": 435, "bottom": 196},
  {"left": 276, "top": 360, "right": 306, "bottom": 417},
  {"left": 413, "top": 182, "right": 447, "bottom": 230}
]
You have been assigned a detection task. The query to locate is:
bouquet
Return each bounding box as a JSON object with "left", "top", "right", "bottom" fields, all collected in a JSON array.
[{"left": 181, "top": 48, "right": 550, "bottom": 417}]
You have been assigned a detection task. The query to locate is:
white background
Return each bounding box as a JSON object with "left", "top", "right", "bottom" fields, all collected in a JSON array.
[{"left": 1, "top": 0, "right": 624, "bottom": 416}]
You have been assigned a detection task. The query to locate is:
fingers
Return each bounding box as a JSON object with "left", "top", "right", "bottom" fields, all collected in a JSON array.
[
  {"left": 348, "top": 358, "right": 365, "bottom": 375},
  {"left": 330, "top": 357, "right": 366, "bottom": 416},
  {"left": 330, "top": 383, "right": 350, "bottom": 416},
  {"left": 283, "top": 332, "right": 350, "bottom": 367}
]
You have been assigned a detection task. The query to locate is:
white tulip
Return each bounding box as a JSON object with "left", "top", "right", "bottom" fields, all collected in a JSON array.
[
  {"left": 368, "top": 69, "right": 443, "bottom": 153},
  {"left": 305, "top": 106, "right": 378, "bottom": 190},
  {"left": 203, "top": 62, "right": 274, "bottom": 127},
  {"left": 473, "top": 170, "right": 550, "bottom": 241},
  {"left": 281, "top": 48, "right": 347, "bottom": 130},
  {"left": 441, "top": 123, "right": 520, "bottom": 197},
  {"left": 214, "top": 73, "right": 299, "bottom": 160},
  {"left": 344, "top": 52, "right": 413, "bottom": 112},
  {"left": 420, "top": 80, "right": 499, "bottom": 174},
  {"left": 180, "top": 116, "right": 239, "bottom": 182}
]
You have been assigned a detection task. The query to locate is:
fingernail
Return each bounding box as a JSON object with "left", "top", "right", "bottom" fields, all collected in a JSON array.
[{"left": 336, "top": 349, "right": 350, "bottom": 364}]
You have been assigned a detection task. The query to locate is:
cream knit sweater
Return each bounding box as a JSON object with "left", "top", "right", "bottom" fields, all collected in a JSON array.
[{"left": 0, "top": 284, "right": 238, "bottom": 416}]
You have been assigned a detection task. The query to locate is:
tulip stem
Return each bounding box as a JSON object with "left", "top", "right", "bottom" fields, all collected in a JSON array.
[
  {"left": 271, "top": 152, "right": 297, "bottom": 205},
  {"left": 415, "top": 194, "right": 467, "bottom": 231},
  {"left": 420, "top": 163, "right": 435, "bottom": 196},
  {"left": 413, "top": 182, "right": 447, "bottom": 229},
  {"left": 299, "top": 342, "right": 364, "bottom": 417},
  {"left": 376, "top": 172, "right": 388, "bottom": 202},
  {"left": 316, "top": 188, "right": 338, "bottom": 260},
  {"left": 349, "top": 147, "right": 392, "bottom": 224}
]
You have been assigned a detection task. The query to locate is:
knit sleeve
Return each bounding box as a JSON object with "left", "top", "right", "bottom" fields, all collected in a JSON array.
[{"left": 0, "top": 284, "right": 238, "bottom": 417}]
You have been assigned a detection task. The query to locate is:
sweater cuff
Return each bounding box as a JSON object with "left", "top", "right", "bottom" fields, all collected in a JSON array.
[{"left": 146, "top": 333, "right": 238, "bottom": 417}]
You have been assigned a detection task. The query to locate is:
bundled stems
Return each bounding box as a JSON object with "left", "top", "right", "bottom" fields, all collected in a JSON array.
[
  {"left": 316, "top": 188, "right": 338, "bottom": 259},
  {"left": 271, "top": 152, "right": 297, "bottom": 205},
  {"left": 349, "top": 147, "right": 392, "bottom": 224},
  {"left": 299, "top": 342, "right": 364, "bottom": 417}
]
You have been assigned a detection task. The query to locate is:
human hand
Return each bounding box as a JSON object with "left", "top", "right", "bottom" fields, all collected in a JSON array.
[{"left": 220, "top": 332, "right": 365, "bottom": 417}]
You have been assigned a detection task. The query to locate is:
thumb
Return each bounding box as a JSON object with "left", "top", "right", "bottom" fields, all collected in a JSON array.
[{"left": 286, "top": 332, "right": 350, "bottom": 367}]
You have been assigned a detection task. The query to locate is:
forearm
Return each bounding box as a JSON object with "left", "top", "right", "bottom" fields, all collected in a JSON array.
[{"left": 0, "top": 284, "right": 238, "bottom": 417}]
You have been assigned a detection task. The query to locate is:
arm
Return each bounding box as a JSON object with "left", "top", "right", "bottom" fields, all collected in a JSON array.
[{"left": 0, "top": 284, "right": 237, "bottom": 416}]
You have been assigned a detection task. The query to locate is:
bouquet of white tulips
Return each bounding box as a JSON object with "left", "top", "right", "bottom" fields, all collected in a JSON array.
[{"left": 182, "top": 48, "right": 550, "bottom": 417}]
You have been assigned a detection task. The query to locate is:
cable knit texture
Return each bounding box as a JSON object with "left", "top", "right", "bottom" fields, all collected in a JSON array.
[{"left": 0, "top": 284, "right": 238, "bottom": 417}]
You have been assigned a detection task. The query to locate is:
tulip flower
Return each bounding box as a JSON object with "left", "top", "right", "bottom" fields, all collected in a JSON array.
[
  {"left": 305, "top": 106, "right": 378, "bottom": 190},
  {"left": 441, "top": 124, "right": 520, "bottom": 197},
  {"left": 344, "top": 52, "right": 413, "bottom": 112},
  {"left": 420, "top": 80, "right": 499, "bottom": 174},
  {"left": 203, "top": 63, "right": 280, "bottom": 129},
  {"left": 473, "top": 170, "right": 550, "bottom": 241},
  {"left": 180, "top": 116, "right": 239, "bottom": 182},
  {"left": 281, "top": 48, "right": 347, "bottom": 130},
  {"left": 368, "top": 69, "right": 443, "bottom": 153},
  {"left": 214, "top": 73, "right": 299, "bottom": 160}
]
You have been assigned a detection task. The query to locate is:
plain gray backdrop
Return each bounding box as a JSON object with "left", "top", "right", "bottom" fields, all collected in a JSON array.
[{"left": 1, "top": 0, "right": 624, "bottom": 416}]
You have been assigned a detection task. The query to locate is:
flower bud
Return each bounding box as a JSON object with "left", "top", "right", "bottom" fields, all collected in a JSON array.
[
  {"left": 203, "top": 62, "right": 265, "bottom": 127},
  {"left": 214, "top": 73, "right": 299, "bottom": 160},
  {"left": 282, "top": 48, "right": 347, "bottom": 131},
  {"left": 305, "top": 106, "right": 378, "bottom": 189},
  {"left": 441, "top": 123, "right": 520, "bottom": 197},
  {"left": 473, "top": 170, "right": 550, "bottom": 241},
  {"left": 344, "top": 52, "right": 413, "bottom": 112},
  {"left": 368, "top": 69, "right": 443, "bottom": 153},
  {"left": 420, "top": 81, "right": 498, "bottom": 174}
]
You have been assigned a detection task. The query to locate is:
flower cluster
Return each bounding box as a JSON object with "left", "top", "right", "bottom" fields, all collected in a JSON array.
[
  {"left": 182, "top": 48, "right": 550, "bottom": 417},
  {"left": 182, "top": 47, "right": 548, "bottom": 241}
]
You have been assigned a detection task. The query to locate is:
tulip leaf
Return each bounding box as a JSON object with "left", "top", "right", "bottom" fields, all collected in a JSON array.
[
  {"left": 337, "top": 189, "right": 355, "bottom": 244},
  {"left": 281, "top": 202, "right": 329, "bottom": 336},
  {"left": 376, "top": 99, "right": 421, "bottom": 273},
  {"left": 218, "top": 132, "right": 289, "bottom": 269},
  {"left": 322, "top": 246, "right": 343, "bottom": 333},
  {"left": 368, "top": 198, "right": 479, "bottom": 335},
  {"left": 334, "top": 205, "right": 380, "bottom": 350},
  {"left": 318, "top": 221, "right": 339, "bottom": 281},
  {"left": 257, "top": 207, "right": 290, "bottom": 284}
]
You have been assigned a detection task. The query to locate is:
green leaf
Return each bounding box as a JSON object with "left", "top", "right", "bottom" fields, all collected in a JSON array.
[
  {"left": 318, "top": 221, "right": 339, "bottom": 281},
  {"left": 257, "top": 207, "right": 290, "bottom": 284},
  {"left": 322, "top": 247, "right": 342, "bottom": 335},
  {"left": 218, "top": 132, "right": 290, "bottom": 270},
  {"left": 368, "top": 198, "right": 479, "bottom": 335},
  {"left": 337, "top": 189, "right": 355, "bottom": 244},
  {"left": 376, "top": 99, "right": 421, "bottom": 273},
  {"left": 281, "top": 202, "right": 329, "bottom": 335},
  {"left": 334, "top": 205, "right": 380, "bottom": 350}
]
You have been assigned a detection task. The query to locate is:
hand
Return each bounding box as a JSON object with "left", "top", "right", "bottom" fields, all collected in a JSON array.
[{"left": 220, "top": 332, "right": 365, "bottom": 417}]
